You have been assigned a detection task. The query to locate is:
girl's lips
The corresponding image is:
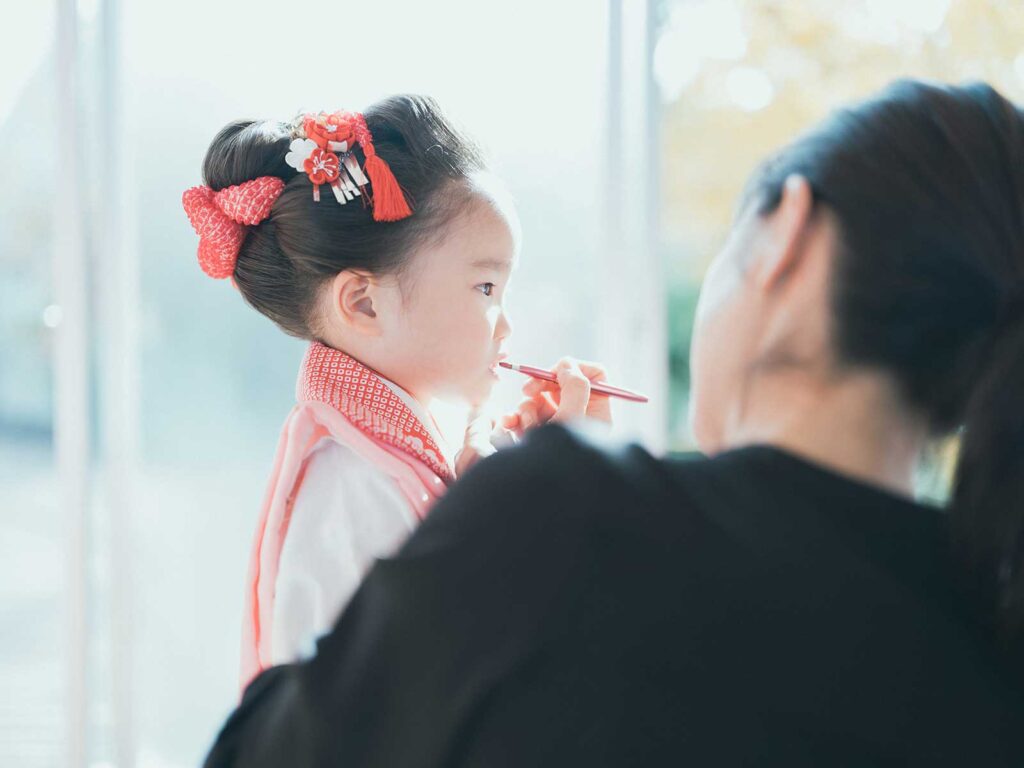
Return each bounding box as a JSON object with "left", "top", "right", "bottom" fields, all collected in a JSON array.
[{"left": 488, "top": 354, "right": 507, "bottom": 378}]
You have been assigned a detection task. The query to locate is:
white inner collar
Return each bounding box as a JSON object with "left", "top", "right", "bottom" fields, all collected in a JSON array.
[{"left": 379, "top": 377, "right": 455, "bottom": 471}]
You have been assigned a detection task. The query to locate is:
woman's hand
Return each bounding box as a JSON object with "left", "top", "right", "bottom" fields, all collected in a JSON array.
[
  {"left": 500, "top": 358, "right": 612, "bottom": 438},
  {"left": 454, "top": 410, "right": 500, "bottom": 477}
]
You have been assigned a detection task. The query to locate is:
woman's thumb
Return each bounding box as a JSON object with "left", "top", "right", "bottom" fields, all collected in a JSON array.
[{"left": 552, "top": 359, "right": 590, "bottom": 422}]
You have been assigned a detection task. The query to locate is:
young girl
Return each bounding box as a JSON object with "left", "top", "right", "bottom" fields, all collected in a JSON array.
[{"left": 182, "top": 96, "right": 609, "bottom": 688}]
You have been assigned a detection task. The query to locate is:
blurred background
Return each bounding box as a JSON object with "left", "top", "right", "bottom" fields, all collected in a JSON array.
[{"left": 2, "top": 0, "right": 1023, "bottom": 766}]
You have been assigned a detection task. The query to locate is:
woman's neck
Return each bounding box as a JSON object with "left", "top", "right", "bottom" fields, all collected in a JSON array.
[{"left": 723, "top": 366, "right": 928, "bottom": 498}]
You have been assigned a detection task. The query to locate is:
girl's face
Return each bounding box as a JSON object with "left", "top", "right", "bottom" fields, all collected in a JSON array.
[{"left": 376, "top": 187, "right": 519, "bottom": 407}]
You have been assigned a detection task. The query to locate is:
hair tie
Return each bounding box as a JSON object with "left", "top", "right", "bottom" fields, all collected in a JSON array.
[{"left": 182, "top": 176, "right": 285, "bottom": 279}]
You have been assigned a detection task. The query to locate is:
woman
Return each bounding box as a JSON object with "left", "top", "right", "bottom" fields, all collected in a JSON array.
[{"left": 204, "top": 80, "right": 1024, "bottom": 766}]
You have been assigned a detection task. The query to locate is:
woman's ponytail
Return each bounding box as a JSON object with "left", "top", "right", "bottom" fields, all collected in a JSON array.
[{"left": 952, "top": 298, "right": 1024, "bottom": 653}]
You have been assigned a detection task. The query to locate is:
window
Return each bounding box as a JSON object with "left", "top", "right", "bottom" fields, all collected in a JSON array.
[{"left": 7, "top": 2, "right": 1023, "bottom": 765}]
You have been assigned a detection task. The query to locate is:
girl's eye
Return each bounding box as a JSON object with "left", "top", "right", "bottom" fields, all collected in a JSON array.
[{"left": 477, "top": 283, "right": 495, "bottom": 297}]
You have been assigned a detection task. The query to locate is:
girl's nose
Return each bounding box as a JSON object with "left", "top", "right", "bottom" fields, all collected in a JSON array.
[{"left": 495, "top": 310, "right": 513, "bottom": 341}]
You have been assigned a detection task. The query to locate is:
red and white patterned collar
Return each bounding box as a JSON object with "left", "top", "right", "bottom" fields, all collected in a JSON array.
[{"left": 297, "top": 342, "right": 454, "bottom": 483}]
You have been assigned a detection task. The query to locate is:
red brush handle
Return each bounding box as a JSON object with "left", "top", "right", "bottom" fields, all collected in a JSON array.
[{"left": 499, "top": 362, "right": 649, "bottom": 404}]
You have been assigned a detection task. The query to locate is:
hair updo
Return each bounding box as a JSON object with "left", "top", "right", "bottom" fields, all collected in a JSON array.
[{"left": 199, "top": 95, "right": 485, "bottom": 338}]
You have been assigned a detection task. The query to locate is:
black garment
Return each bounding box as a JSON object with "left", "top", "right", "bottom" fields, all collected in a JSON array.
[{"left": 205, "top": 425, "right": 1024, "bottom": 767}]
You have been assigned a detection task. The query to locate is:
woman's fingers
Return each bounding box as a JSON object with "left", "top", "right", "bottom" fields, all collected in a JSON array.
[
  {"left": 575, "top": 360, "right": 608, "bottom": 384},
  {"left": 513, "top": 358, "right": 613, "bottom": 429},
  {"left": 521, "top": 377, "right": 555, "bottom": 398},
  {"left": 502, "top": 396, "right": 552, "bottom": 439},
  {"left": 517, "top": 399, "right": 541, "bottom": 431},
  {"left": 551, "top": 359, "right": 591, "bottom": 423}
]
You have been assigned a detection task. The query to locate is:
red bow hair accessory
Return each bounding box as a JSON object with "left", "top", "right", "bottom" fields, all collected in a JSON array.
[
  {"left": 284, "top": 110, "right": 412, "bottom": 222},
  {"left": 181, "top": 176, "right": 285, "bottom": 279}
]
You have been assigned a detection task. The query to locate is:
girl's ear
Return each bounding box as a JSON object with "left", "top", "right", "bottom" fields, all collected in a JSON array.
[
  {"left": 329, "top": 270, "right": 382, "bottom": 335},
  {"left": 756, "top": 174, "right": 814, "bottom": 291}
]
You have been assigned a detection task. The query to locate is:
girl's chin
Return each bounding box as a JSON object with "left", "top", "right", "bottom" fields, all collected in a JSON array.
[
  {"left": 467, "top": 372, "right": 498, "bottom": 403},
  {"left": 437, "top": 375, "right": 496, "bottom": 409}
]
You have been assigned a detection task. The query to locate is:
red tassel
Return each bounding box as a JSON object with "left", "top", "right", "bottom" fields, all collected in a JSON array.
[
  {"left": 350, "top": 111, "right": 413, "bottom": 222},
  {"left": 363, "top": 153, "right": 413, "bottom": 222}
]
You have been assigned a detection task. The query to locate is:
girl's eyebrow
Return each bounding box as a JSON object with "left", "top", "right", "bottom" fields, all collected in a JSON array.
[{"left": 471, "top": 258, "right": 513, "bottom": 271}]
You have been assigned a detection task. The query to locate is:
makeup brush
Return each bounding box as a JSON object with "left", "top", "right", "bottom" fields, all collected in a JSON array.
[{"left": 498, "top": 362, "right": 649, "bottom": 403}]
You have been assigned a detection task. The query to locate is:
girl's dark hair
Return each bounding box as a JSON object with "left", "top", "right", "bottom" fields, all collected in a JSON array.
[
  {"left": 200, "top": 94, "right": 485, "bottom": 337},
  {"left": 749, "top": 80, "right": 1024, "bottom": 657}
]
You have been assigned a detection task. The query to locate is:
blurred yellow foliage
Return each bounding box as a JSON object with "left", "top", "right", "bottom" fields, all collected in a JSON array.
[{"left": 660, "top": 0, "right": 1024, "bottom": 277}]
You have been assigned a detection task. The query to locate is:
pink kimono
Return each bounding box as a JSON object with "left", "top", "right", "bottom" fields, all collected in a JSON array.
[{"left": 240, "top": 342, "right": 454, "bottom": 690}]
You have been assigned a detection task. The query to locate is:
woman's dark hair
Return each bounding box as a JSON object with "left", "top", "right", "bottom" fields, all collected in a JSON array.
[
  {"left": 200, "top": 94, "right": 485, "bottom": 337},
  {"left": 748, "top": 80, "right": 1024, "bottom": 657}
]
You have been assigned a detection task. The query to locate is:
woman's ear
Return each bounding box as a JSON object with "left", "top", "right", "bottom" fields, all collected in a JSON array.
[
  {"left": 756, "top": 174, "right": 814, "bottom": 290},
  {"left": 328, "top": 270, "right": 382, "bottom": 335}
]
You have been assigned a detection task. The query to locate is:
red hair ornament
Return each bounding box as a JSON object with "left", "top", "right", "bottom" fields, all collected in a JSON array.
[
  {"left": 182, "top": 109, "right": 413, "bottom": 281},
  {"left": 181, "top": 176, "right": 285, "bottom": 279},
  {"left": 285, "top": 110, "right": 413, "bottom": 221}
]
